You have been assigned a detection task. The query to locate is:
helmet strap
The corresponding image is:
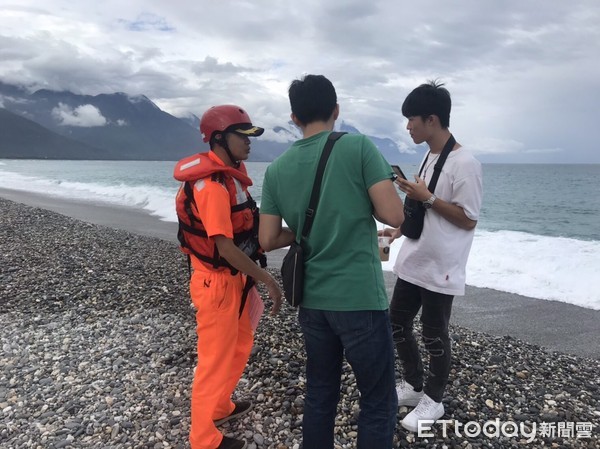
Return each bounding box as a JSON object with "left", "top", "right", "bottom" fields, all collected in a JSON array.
[{"left": 213, "top": 133, "right": 241, "bottom": 168}]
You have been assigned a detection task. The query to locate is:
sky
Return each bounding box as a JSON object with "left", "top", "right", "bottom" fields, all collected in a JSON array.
[{"left": 1, "top": 0, "right": 599, "bottom": 163}]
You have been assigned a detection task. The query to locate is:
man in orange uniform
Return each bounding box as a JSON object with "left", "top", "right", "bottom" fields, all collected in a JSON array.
[{"left": 174, "top": 105, "right": 283, "bottom": 449}]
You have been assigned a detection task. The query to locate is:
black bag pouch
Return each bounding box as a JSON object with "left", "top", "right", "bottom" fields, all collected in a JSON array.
[
  {"left": 401, "top": 197, "right": 426, "bottom": 239},
  {"left": 281, "top": 241, "right": 304, "bottom": 307}
]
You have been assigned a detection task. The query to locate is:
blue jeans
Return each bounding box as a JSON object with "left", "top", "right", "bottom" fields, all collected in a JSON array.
[{"left": 298, "top": 308, "right": 398, "bottom": 449}]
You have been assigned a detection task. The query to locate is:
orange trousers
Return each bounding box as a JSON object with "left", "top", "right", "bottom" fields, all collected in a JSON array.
[{"left": 188, "top": 266, "right": 254, "bottom": 449}]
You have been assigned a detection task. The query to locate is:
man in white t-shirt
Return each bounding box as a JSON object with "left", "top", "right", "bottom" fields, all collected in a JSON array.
[{"left": 381, "top": 81, "right": 483, "bottom": 432}]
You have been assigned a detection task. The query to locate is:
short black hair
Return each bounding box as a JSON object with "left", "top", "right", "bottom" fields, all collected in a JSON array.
[
  {"left": 288, "top": 74, "right": 337, "bottom": 126},
  {"left": 402, "top": 80, "right": 451, "bottom": 128}
]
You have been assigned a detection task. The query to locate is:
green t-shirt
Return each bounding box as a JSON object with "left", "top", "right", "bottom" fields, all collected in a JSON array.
[{"left": 261, "top": 131, "right": 393, "bottom": 311}]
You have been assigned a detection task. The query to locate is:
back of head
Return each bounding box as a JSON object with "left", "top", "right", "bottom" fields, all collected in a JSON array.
[
  {"left": 288, "top": 74, "right": 337, "bottom": 126},
  {"left": 401, "top": 80, "right": 451, "bottom": 128}
]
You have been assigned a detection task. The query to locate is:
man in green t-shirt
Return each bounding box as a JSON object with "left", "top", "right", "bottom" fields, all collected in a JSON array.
[{"left": 259, "top": 74, "right": 405, "bottom": 449}]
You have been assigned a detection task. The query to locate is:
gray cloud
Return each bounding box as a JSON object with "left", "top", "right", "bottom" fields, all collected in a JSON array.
[
  {"left": 191, "top": 56, "right": 254, "bottom": 75},
  {"left": 0, "top": 0, "right": 599, "bottom": 163}
]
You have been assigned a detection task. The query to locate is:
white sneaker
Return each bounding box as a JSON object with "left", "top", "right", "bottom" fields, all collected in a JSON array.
[
  {"left": 401, "top": 393, "right": 444, "bottom": 433},
  {"left": 396, "top": 380, "right": 424, "bottom": 407}
]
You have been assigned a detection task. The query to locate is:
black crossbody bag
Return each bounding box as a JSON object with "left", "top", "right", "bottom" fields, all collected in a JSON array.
[
  {"left": 281, "top": 132, "right": 346, "bottom": 307},
  {"left": 401, "top": 135, "right": 455, "bottom": 239}
]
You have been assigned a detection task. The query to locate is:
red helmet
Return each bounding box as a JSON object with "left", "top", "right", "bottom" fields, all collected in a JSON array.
[{"left": 199, "top": 105, "right": 264, "bottom": 143}]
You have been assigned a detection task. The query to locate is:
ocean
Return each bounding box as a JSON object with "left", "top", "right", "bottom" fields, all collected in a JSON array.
[{"left": 1, "top": 159, "right": 599, "bottom": 310}]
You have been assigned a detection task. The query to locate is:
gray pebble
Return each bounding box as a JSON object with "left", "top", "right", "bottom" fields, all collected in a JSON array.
[{"left": 1, "top": 198, "right": 599, "bottom": 449}]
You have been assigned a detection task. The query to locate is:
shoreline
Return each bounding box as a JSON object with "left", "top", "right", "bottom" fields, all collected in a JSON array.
[
  {"left": 2, "top": 187, "right": 598, "bottom": 360},
  {"left": 1, "top": 192, "right": 598, "bottom": 448}
]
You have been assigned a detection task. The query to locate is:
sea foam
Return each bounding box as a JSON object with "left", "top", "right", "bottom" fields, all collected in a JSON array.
[
  {"left": 382, "top": 230, "right": 600, "bottom": 310},
  {"left": 1, "top": 167, "right": 598, "bottom": 310},
  {"left": 0, "top": 168, "right": 178, "bottom": 222}
]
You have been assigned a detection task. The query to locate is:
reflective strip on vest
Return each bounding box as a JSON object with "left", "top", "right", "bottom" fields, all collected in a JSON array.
[
  {"left": 232, "top": 178, "right": 246, "bottom": 205},
  {"left": 194, "top": 179, "right": 206, "bottom": 192},
  {"left": 181, "top": 157, "right": 201, "bottom": 171}
]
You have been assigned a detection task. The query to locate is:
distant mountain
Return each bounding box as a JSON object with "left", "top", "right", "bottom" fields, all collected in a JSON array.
[
  {"left": 0, "top": 108, "right": 114, "bottom": 159},
  {"left": 338, "top": 122, "right": 410, "bottom": 164},
  {"left": 0, "top": 81, "right": 411, "bottom": 163},
  {"left": 1, "top": 83, "right": 203, "bottom": 160},
  {"left": 179, "top": 113, "right": 201, "bottom": 130},
  {"left": 263, "top": 121, "right": 419, "bottom": 165}
]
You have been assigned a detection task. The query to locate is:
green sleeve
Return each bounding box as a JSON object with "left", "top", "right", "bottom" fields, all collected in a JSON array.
[
  {"left": 361, "top": 136, "right": 394, "bottom": 189},
  {"left": 259, "top": 166, "right": 280, "bottom": 216}
]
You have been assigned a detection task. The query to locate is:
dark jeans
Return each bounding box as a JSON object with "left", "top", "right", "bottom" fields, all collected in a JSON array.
[
  {"left": 298, "top": 308, "right": 397, "bottom": 449},
  {"left": 389, "top": 278, "right": 454, "bottom": 403}
]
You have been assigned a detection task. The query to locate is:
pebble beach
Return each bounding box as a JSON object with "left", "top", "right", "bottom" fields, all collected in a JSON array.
[{"left": 1, "top": 196, "right": 599, "bottom": 449}]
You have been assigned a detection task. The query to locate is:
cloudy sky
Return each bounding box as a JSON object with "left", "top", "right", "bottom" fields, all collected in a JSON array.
[{"left": 1, "top": 0, "right": 599, "bottom": 163}]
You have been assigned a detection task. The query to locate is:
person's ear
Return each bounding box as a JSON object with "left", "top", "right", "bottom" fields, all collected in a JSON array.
[
  {"left": 291, "top": 113, "right": 303, "bottom": 127},
  {"left": 333, "top": 104, "right": 340, "bottom": 121}
]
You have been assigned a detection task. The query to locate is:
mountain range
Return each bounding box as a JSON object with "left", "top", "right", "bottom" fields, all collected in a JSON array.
[{"left": 0, "top": 81, "right": 415, "bottom": 164}]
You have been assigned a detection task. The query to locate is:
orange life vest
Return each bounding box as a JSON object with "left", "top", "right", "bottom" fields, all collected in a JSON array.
[{"left": 174, "top": 152, "right": 266, "bottom": 274}]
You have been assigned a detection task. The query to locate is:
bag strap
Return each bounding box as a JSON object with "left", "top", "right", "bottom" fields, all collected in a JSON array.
[
  {"left": 420, "top": 134, "right": 456, "bottom": 194},
  {"left": 301, "top": 131, "right": 346, "bottom": 238},
  {"left": 239, "top": 276, "right": 255, "bottom": 317}
]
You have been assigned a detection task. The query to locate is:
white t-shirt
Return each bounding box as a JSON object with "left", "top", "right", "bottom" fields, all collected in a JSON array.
[{"left": 393, "top": 147, "right": 483, "bottom": 296}]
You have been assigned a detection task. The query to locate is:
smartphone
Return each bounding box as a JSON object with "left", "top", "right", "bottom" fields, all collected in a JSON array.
[{"left": 391, "top": 165, "right": 407, "bottom": 181}]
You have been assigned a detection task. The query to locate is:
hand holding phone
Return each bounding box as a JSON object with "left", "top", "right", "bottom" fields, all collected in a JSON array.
[{"left": 391, "top": 165, "right": 407, "bottom": 181}]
